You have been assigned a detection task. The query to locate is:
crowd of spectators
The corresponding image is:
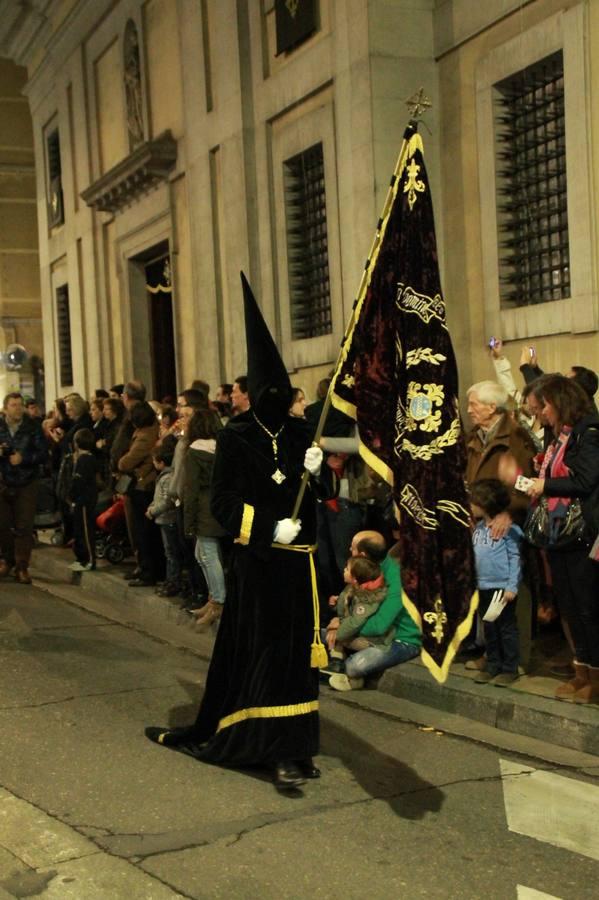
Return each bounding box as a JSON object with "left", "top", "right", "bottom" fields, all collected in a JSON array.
[{"left": 0, "top": 343, "right": 597, "bottom": 702}]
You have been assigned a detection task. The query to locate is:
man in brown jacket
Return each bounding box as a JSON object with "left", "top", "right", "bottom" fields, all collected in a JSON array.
[
  {"left": 466, "top": 380, "right": 536, "bottom": 535},
  {"left": 465, "top": 380, "right": 537, "bottom": 671}
]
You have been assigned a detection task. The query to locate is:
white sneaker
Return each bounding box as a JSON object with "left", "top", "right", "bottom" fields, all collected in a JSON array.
[
  {"left": 328, "top": 673, "right": 364, "bottom": 692},
  {"left": 70, "top": 561, "right": 93, "bottom": 572}
]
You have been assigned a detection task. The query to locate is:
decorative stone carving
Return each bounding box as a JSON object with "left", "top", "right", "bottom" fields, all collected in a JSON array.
[{"left": 124, "top": 19, "right": 144, "bottom": 151}]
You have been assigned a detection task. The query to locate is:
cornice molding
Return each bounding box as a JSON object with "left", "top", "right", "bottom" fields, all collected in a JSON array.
[
  {"left": 22, "top": 0, "right": 114, "bottom": 105},
  {"left": 80, "top": 131, "right": 178, "bottom": 214},
  {"left": 0, "top": 0, "right": 53, "bottom": 68}
]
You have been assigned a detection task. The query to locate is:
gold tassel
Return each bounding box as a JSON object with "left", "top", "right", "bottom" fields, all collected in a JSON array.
[
  {"left": 311, "top": 642, "right": 328, "bottom": 668},
  {"left": 270, "top": 543, "right": 327, "bottom": 669}
]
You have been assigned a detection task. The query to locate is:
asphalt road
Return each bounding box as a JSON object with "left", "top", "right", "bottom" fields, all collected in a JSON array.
[{"left": 1, "top": 581, "right": 598, "bottom": 900}]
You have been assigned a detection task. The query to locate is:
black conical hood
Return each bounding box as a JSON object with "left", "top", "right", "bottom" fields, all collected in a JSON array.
[{"left": 241, "top": 272, "right": 291, "bottom": 427}]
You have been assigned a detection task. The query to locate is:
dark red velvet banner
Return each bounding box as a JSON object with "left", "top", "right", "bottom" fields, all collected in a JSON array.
[{"left": 331, "top": 124, "right": 478, "bottom": 681}]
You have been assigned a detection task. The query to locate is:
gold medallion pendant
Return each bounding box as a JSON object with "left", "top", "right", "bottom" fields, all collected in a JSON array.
[{"left": 252, "top": 412, "right": 287, "bottom": 486}]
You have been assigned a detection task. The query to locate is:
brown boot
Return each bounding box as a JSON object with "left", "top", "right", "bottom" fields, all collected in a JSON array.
[
  {"left": 573, "top": 665, "right": 599, "bottom": 704},
  {"left": 0, "top": 559, "right": 12, "bottom": 577},
  {"left": 193, "top": 598, "right": 222, "bottom": 632},
  {"left": 555, "top": 660, "right": 589, "bottom": 700},
  {"left": 15, "top": 563, "right": 32, "bottom": 585}
]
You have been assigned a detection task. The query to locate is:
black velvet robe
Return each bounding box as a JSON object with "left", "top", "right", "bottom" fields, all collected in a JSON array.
[{"left": 186, "top": 411, "right": 334, "bottom": 767}]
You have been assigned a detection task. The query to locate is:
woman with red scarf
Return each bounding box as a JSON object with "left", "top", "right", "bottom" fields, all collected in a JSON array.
[{"left": 526, "top": 375, "right": 599, "bottom": 703}]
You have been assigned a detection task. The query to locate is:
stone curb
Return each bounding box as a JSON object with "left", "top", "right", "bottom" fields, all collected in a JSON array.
[
  {"left": 30, "top": 546, "right": 216, "bottom": 662},
  {"left": 31, "top": 545, "right": 598, "bottom": 756},
  {"left": 379, "top": 659, "right": 599, "bottom": 756}
]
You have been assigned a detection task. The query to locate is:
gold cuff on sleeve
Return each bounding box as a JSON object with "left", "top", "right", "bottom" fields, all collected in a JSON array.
[{"left": 235, "top": 503, "right": 255, "bottom": 545}]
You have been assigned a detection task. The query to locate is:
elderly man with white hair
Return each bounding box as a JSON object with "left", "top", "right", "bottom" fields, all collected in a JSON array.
[{"left": 465, "top": 380, "right": 536, "bottom": 538}]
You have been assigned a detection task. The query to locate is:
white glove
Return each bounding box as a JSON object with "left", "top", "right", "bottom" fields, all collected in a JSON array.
[
  {"left": 304, "top": 446, "right": 323, "bottom": 477},
  {"left": 274, "top": 517, "right": 302, "bottom": 544}
]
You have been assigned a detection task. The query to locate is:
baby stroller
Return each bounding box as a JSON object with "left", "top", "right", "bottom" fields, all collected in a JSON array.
[{"left": 95, "top": 496, "right": 133, "bottom": 564}]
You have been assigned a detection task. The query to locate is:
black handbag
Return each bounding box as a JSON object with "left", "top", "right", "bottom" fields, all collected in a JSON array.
[
  {"left": 114, "top": 473, "right": 134, "bottom": 495},
  {"left": 524, "top": 496, "right": 586, "bottom": 549}
]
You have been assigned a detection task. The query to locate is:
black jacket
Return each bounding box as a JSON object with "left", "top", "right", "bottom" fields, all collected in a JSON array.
[
  {"left": 0, "top": 415, "right": 47, "bottom": 487},
  {"left": 61, "top": 413, "right": 94, "bottom": 454},
  {"left": 69, "top": 453, "right": 98, "bottom": 508},
  {"left": 544, "top": 413, "right": 599, "bottom": 533}
]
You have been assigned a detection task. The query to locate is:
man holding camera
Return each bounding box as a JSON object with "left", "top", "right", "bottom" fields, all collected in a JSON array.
[{"left": 0, "top": 392, "right": 47, "bottom": 584}]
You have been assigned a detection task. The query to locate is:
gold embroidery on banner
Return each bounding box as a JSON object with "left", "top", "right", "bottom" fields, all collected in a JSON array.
[
  {"left": 402, "top": 416, "right": 461, "bottom": 461},
  {"left": 406, "top": 382, "right": 444, "bottom": 434},
  {"left": 342, "top": 373, "right": 355, "bottom": 389},
  {"left": 216, "top": 700, "right": 319, "bottom": 733},
  {"left": 235, "top": 504, "right": 254, "bottom": 545},
  {"left": 396, "top": 283, "right": 446, "bottom": 326},
  {"left": 400, "top": 484, "right": 437, "bottom": 530},
  {"left": 395, "top": 395, "right": 408, "bottom": 441},
  {"left": 330, "top": 133, "right": 414, "bottom": 432},
  {"left": 423, "top": 597, "right": 447, "bottom": 644},
  {"left": 437, "top": 499, "right": 471, "bottom": 528},
  {"left": 395, "top": 335, "right": 403, "bottom": 365},
  {"left": 406, "top": 348, "right": 447, "bottom": 368},
  {"left": 286, "top": 0, "right": 299, "bottom": 17},
  {"left": 404, "top": 157, "right": 426, "bottom": 210}
]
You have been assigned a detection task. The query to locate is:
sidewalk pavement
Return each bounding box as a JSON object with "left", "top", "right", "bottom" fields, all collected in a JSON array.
[{"left": 29, "top": 543, "right": 599, "bottom": 757}]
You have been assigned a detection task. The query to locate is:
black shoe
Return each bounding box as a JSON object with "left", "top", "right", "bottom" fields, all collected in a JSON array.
[
  {"left": 144, "top": 726, "right": 191, "bottom": 746},
  {"left": 157, "top": 582, "right": 181, "bottom": 597},
  {"left": 295, "top": 758, "right": 321, "bottom": 779},
  {"left": 180, "top": 593, "right": 206, "bottom": 611},
  {"left": 319, "top": 658, "right": 345, "bottom": 676},
  {"left": 273, "top": 761, "right": 306, "bottom": 790},
  {"left": 128, "top": 578, "right": 156, "bottom": 587}
]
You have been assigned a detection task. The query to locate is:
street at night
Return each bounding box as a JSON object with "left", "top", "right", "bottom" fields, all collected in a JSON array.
[{"left": 1, "top": 581, "right": 598, "bottom": 900}]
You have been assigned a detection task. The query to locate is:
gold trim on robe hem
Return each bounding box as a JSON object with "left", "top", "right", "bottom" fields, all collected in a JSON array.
[
  {"left": 235, "top": 503, "right": 255, "bottom": 545},
  {"left": 216, "top": 700, "right": 319, "bottom": 733}
]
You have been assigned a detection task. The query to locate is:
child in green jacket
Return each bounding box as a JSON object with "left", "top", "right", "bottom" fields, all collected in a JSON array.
[{"left": 325, "top": 556, "right": 393, "bottom": 654}]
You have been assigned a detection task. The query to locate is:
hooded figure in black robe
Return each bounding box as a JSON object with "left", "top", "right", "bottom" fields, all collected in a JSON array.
[{"left": 146, "top": 274, "right": 335, "bottom": 789}]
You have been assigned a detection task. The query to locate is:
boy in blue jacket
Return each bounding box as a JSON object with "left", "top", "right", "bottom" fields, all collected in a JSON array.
[{"left": 471, "top": 478, "right": 523, "bottom": 686}]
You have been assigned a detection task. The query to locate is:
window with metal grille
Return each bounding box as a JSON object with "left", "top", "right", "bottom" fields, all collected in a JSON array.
[
  {"left": 56, "top": 284, "right": 73, "bottom": 387},
  {"left": 283, "top": 142, "right": 331, "bottom": 340},
  {"left": 495, "top": 50, "right": 569, "bottom": 307}
]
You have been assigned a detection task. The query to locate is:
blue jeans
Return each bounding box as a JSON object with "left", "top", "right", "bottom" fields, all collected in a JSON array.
[
  {"left": 345, "top": 640, "right": 420, "bottom": 678},
  {"left": 160, "top": 522, "right": 182, "bottom": 585},
  {"left": 195, "top": 536, "right": 226, "bottom": 605},
  {"left": 478, "top": 587, "right": 520, "bottom": 674}
]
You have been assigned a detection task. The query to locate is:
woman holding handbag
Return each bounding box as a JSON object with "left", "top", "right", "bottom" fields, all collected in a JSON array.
[
  {"left": 117, "top": 401, "right": 162, "bottom": 586},
  {"left": 525, "top": 375, "right": 599, "bottom": 703}
]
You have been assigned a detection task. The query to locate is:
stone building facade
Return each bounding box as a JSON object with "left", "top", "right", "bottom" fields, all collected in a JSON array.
[
  {"left": 0, "top": 0, "right": 596, "bottom": 405},
  {"left": 0, "top": 57, "right": 42, "bottom": 401}
]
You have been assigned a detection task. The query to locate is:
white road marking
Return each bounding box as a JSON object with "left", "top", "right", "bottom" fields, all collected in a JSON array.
[
  {"left": 517, "top": 886, "right": 562, "bottom": 900},
  {"left": 501, "top": 758, "right": 599, "bottom": 862}
]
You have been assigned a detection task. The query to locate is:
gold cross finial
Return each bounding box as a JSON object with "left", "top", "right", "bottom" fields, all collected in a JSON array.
[{"left": 405, "top": 88, "right": 432, "bottom": 120}]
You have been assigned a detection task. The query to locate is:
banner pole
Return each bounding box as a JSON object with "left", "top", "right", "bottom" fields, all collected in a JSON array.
[{"left": 290, "top": 120, "right": 417, "bottom": 522}]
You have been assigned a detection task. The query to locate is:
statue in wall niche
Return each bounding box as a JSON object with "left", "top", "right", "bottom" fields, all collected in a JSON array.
[{"left": 124, "top": 20, "right": 144, "bottom": 151}]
